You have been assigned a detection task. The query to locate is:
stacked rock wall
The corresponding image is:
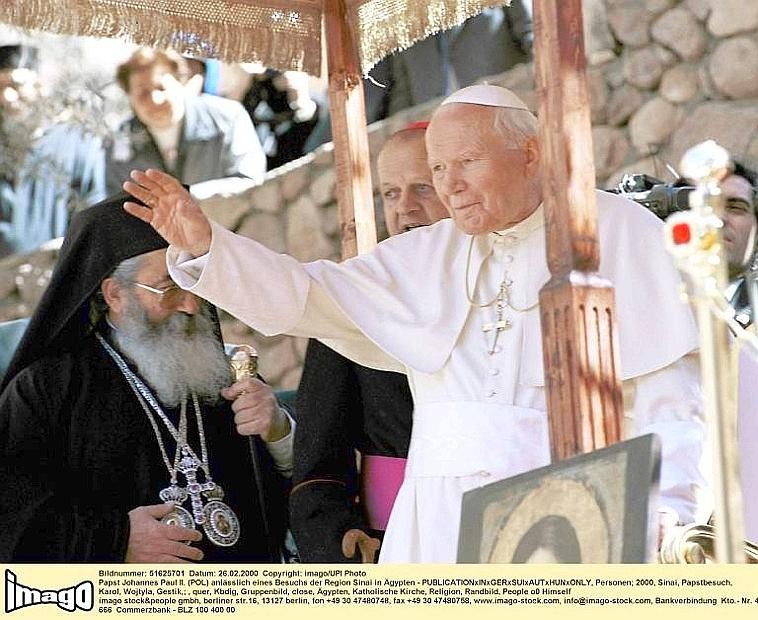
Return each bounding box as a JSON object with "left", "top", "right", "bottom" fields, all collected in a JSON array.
[
  {"left": 1, "top": 0, "right": 756, "bottom": 389},
  {"left": 586, "top": 0, "right": 758, "bottom": 186}
]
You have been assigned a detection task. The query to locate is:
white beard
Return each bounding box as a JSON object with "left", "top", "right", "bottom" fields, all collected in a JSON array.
[{"left": 111, "top": 296, "right": 232, "bottom": 408}]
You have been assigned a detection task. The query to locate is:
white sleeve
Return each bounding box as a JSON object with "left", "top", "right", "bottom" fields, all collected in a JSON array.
[
  {"left": 264, "top": 408, "right": 295, "bottom": 478},
  {"left": 167, "top": 221, "right": 404, "bottom": 372},
  {"left": 624, "top": 352, "right": 712, "bottom": 524}
]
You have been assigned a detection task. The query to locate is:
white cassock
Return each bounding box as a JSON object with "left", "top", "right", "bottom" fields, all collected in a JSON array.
[{"left": 168, "top": 190, "right": 712, "bottom": 563}]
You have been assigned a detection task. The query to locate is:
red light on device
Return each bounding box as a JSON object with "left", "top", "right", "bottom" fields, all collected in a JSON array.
[{"left": 672, "top": 222, "right": 691, "bottom": 245}]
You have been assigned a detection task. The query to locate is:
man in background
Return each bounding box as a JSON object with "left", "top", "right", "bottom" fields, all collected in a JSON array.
[
  {"left": 290, "top": 123, "right": 448, "bottom": 562},
  {"left": 106, "top": 48, "right": 266, "bottom": 195},
  {"left": 721, "top": 162, "right": 758, "bottom": 327},
  {"left": 241, "top": 66, "right": 321, "bottom": 170}
]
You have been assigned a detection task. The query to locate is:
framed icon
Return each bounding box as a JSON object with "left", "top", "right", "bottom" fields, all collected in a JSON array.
[{"left": 457, "top": 434, "right": 661, "bottom": 563}]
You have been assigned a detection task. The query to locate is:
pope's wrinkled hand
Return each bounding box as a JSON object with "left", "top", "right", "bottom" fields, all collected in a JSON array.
[
  {"left": 221, "top": 378, "right": 290, "bottom": 443},
  {"left": 125, "top": 504, "right": 204, "bottom": 563},
  {"left": 123, "top": 169, "right": 212, "bottom": 257}
]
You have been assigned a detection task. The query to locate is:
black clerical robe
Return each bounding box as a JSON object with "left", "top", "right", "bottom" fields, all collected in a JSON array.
[
  {"left": 290, "top": 339, "right": 412, "bottom": 562},
  {"left": 0, "top": 333, "right": 287, "bottom": 563}
]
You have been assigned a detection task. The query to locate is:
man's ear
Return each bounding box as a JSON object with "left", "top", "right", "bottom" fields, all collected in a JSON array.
[
  {"left": 101, "top": 277, "right": 125, "bottom": 318},
  {"left": 524, "top": 135, "right": 540, "bottom": 173}
]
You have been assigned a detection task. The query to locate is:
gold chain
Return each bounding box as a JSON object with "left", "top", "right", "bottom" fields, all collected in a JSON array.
[
  {"left": 464, "top": 235, "right": 502, "bottom": 308},
  {"left": 464, "top": 234, "right": 540, "bottom": 313}
]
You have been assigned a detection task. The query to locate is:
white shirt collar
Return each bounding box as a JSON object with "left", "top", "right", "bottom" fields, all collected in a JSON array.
[{"left": 485, "top": 204, "right": 546, "bottom": 252}]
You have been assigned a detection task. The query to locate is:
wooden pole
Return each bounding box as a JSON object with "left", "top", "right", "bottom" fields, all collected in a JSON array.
[
  {"left": 533, "top": 0, "right": 624, "bottom": 461},
  {"left": 324, "top": 0, "right": 378, "bottom": 259}
]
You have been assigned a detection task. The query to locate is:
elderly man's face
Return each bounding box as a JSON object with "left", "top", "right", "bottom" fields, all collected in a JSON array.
[
  {"left": 426, "top": 104, "right": 538, "bottom": 235},
  {"left": 128, "top": 62, "right": 186, "bottom": 130},
  {"left": 721, "top": 174, "right": 756, "bottom": 275},
  {"left": 105, "top": 248, "right": 230, "bottom": 407},
  {"left": 109, "top": 248, "right": 200, "bottom": 326},
  {"left": 378, "top": 130, "right": 448, "bottom": 236}
]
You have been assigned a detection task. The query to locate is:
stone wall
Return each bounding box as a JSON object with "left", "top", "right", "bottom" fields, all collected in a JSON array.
[
  {"left": 2, "top": 0, "right": 757, "bottom": 389},
  {"left": 583, "top": 0, "right": 758, "bottom": 187}
]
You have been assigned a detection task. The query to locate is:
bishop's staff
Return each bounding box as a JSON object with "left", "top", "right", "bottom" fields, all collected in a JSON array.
[
  {"left": 663, "top": 140, "right": 745, "bottom": 563},
  {"left": 228, "top": 344, "right": 277, "bottom": 559}
]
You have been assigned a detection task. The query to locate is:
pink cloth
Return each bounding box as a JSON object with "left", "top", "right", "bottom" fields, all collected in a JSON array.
[{"left": 360, "top": 455, "right": 407, "bottom": 531}]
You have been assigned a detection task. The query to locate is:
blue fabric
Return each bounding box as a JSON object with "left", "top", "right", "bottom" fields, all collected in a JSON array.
[
  {"left": 0, "top": 317, "right": 30, "bottom": 380},
  {"left": 202, "top": 59, "right": 221, "bottom": 95},
  {"left": 275, "top": 389, "right": 298, "bottom": 409},
  {"left": 0, "top": 123, "right": 106, "bottom": 257}
]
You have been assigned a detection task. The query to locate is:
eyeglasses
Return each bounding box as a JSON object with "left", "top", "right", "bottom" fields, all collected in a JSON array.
[{"left": 129, "top": 281, "right": 185, "bottom": 307}]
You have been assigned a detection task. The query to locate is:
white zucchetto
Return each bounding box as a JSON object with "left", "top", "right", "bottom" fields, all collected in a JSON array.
[{"left": 441, "top": 84, "right": 530, "bottom": 111}]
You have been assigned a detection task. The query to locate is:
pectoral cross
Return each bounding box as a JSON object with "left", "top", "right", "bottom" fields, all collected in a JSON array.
[
  {"left": 481, "top": 280, "right": 513, "bottom": 354},
  {"left": 178, "top": 448, "right": 214, "bottom": 525},
  {"left": 482, "top": 317, "right": 511, "bottom": 354}
]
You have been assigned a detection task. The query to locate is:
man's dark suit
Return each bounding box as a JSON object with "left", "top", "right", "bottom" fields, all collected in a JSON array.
[{"left": 290, "top": 339, "right": 413, "bottom": 562}]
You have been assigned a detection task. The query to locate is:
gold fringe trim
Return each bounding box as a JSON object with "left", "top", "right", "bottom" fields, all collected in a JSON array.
[
  {"left": 0, "top": 0, "right": 510, "bottom": 76},
  {"left": 352, "top": 0, "right": 510, "bottom": 74},
  {"left": 0, "top": 0, "right": 323, "bottom": 74}
]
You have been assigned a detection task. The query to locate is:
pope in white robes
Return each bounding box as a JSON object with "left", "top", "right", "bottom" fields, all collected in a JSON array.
[{"left": 123, "top": 85, "right": 711, "bottom": 563}]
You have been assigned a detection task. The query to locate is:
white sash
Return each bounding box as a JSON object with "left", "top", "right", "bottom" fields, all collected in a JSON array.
[{"left": 406, "top": 401, "right": 551, "bottom": 479}]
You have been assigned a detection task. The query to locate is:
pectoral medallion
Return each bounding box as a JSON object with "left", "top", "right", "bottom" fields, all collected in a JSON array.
[
  {"left": 161, "top": 505, "right": 195, "bottom": 531},
  {"left": 202, "top": 501, "right": 240, "bottom": 546}
]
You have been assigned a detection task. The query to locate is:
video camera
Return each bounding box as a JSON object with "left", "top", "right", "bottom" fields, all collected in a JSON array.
[{"left": 608, "top": 173, "right": 694, "bottom": 220}]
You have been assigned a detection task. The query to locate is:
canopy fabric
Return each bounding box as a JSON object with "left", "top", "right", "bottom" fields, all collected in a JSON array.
[{"left": 0, "top": 0, "right": 508, "bottom": 76}]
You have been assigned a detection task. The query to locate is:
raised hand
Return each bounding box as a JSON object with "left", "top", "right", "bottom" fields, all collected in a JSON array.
[
  {"left": 125, "top": 503, "right": 204, "bottom": 563},
  {"left": 123, "top": 169, "right": 213, "bottom": 257}
]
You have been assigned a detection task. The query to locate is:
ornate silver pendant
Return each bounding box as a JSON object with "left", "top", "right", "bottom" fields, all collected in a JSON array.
[
  {"left": 202, "top": 501, "right": 240, "bottom": 547},
  {"left": 159, "top": 485, "right": 188, "bottom": 504},
  {"left": 161, "top": 505, "right": 196, "bottom": 532},
  {"left": 202, "top": 481, "right": 225, "bottom": 501}
]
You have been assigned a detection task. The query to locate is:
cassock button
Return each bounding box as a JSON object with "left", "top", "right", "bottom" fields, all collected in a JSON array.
[
  {"left": 490, "top": 368, "right": 500, "bottom": 376},
  {"left": 503, "top": 255, "right": 514, "bottom": 264},
  {"left": 486, "top": 389, "right": 497, "bottom": 397}
]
